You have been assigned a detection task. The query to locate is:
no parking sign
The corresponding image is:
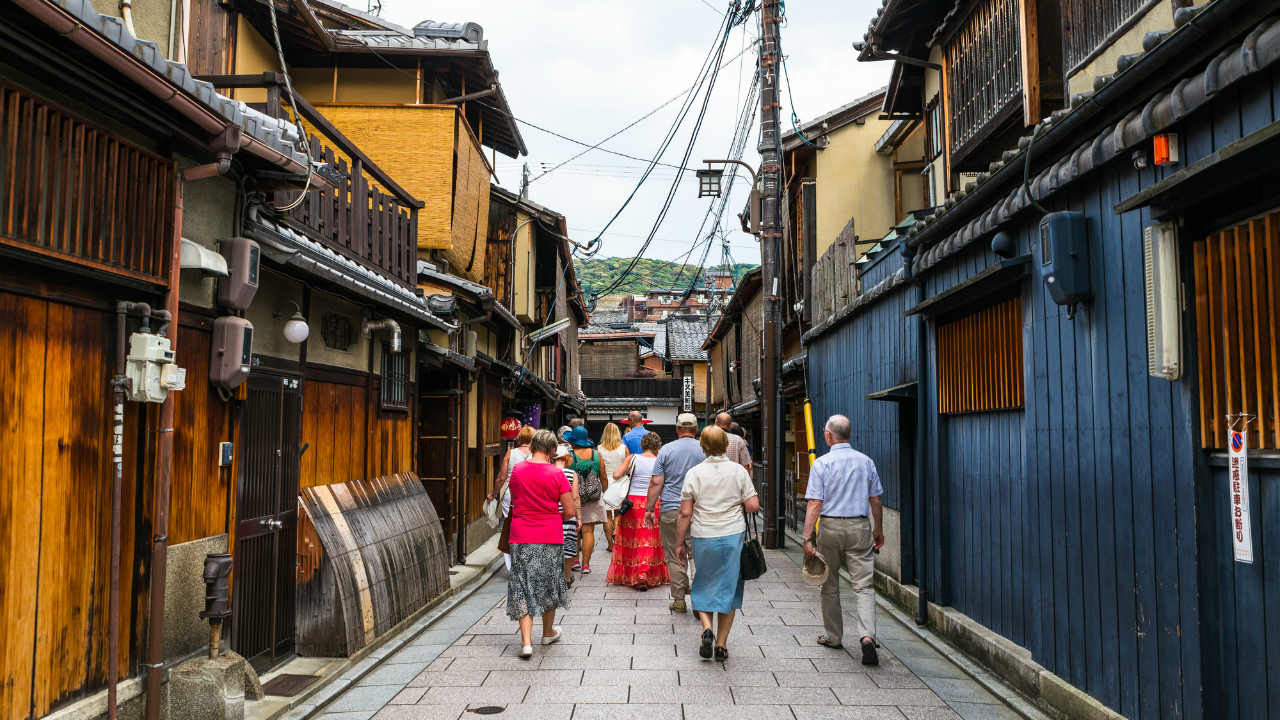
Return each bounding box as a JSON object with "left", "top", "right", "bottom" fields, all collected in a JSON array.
[{"left": 1228, "top": 430, "right": 1254, "bottom": 564}]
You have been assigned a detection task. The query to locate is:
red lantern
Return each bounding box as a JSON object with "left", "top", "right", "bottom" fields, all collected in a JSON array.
[{"left": 500, "top": 416, "right": 521, "bottom": 440}]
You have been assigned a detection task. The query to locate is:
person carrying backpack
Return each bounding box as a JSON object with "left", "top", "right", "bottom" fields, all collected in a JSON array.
[{"left": 562, "top": 426, "right": 605, "bottom": 573}]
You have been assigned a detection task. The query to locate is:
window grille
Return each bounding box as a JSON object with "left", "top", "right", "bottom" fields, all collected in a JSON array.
[
  {"left": 380, "top": 343, "right": 409, "bottom": 411},
  {"left": 1061, "top": 0, "right": 1156, "bottom": 71},
  {"left": 937, "top": 296, "right": 1024, "bottom": 414},
  {"left": 1193, "top": 211, "right": 1280, "bottom": 449},
  {"left": 944, "top": 0, "right": 1023, "bottom": 158}
]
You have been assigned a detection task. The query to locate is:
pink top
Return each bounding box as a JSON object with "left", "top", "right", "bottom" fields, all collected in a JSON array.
[{"left": 509, "top": 460, "right": 572, "bottom": 545}]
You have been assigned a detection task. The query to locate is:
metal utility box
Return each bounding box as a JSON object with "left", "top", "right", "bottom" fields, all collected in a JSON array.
[
  {"left": 125, "top": 332, "right": 186, "bottom": 403},
  {"left": 217, "top": 237, "right": 260, "bottom": 311},
  {"left": 1038, "top": 211, "right": 1091, "bottom": 307},
  {"left": 211, "top": 316, "right": 253, "bottom": 389}
]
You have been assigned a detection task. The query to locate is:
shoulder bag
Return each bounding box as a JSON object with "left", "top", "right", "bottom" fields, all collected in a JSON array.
[
  {"left": 497, "top": 512, "right": 512, "bottom": 554},
  {"left": 740, "top": 509, "right": 767, "bottom": 581}
]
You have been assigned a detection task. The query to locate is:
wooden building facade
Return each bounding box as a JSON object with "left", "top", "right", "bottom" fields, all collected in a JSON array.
[
  {"left": 0, "top": 0, "right": 461, "bottom": 717},
  {"left": 800, "top": 0, "right": 1280, "bottom": 717}
]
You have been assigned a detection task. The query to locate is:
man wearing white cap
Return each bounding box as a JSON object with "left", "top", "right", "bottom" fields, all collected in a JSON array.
[
  {"left": 802, "top": 414, "right": 884, "bottom": 665},
  {"left": 645, "top": 412, "right": 705, "bottom": 613}
]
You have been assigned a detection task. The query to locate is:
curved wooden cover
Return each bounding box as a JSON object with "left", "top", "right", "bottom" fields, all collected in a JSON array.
[{"left": 296, "top": 473, "right": 450, "bottom": 657}]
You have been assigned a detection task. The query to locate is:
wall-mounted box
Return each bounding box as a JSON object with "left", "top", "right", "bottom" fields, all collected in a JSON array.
[
  {"left": 211, "top": 316, "right": 253, "bottom": 389},
  {"left": 1038, "top": 211, "right": 1092, "bottom": 308},
  {"left": 217, "top": 236, "right": 260, "bottom": 311}
]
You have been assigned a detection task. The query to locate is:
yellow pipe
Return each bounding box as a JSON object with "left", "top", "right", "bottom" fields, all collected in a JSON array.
[{"left": 803, "top": 398, "right": 816, "bottom": 466}]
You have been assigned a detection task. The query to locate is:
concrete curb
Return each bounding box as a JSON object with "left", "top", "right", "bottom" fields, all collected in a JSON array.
[
  {"left": 781, "top": 529, "right": 1054, "bottom": 720},
  {"left": 270, "top": 553, "right": 506, "bottom": 720}
]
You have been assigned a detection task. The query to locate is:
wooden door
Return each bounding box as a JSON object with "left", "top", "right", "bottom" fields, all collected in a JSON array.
[
  {"left": 418, "top": 393, "right": 458, "bottom": 556},
  {"left": 232, "top": 372, "right": 302, "bottom": 670}
]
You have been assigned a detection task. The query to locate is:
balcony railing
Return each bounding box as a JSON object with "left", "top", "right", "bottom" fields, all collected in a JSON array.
[
  {"left": 581, "top": 377, "right": 682, "bottom": 400},
  {"left": 944, "top": 0, "right": 1023, "bottom": 160},
  {"left": 201, "top": 73, "right": 422, "bottom": 288},
  {"left": 1061, "top": 0, "right": 1156, "bottom": 72},
  {"left": 0, "top": 78, "right": 174, "bottom": 285}
]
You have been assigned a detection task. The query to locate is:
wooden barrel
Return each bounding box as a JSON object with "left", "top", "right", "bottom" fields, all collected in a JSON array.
[{"left": 296, "top": 472, "right": 451, "bottom": 657}]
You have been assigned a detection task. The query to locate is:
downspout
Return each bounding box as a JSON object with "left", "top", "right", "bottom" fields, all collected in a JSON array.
[
  {"left": 902, "top": 241, "right": 929, "bottom": 626},
  {"left": 110, "top": 302, "right": 153, "bottom": 720},
  {"left": 143, "top": 171, "right": 183, "bottom": 720},
  {"left": 362, "top": 318, "right": 402, "bottom": 352}
]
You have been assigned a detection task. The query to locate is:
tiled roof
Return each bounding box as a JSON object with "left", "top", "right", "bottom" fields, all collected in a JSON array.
[
  {"left": 42, "top": 0, "right": 308, "bottom": 168},
  {"left": 664, "top": 319, "right": 710, "bottom": 361}
]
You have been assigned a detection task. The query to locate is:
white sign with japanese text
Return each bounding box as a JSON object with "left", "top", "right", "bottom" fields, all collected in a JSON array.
[{"left": 1228, "top": 430, "right": 1254, "bottom": 564}]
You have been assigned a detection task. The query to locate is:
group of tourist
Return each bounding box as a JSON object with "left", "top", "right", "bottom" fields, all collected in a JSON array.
[{"left": 493, "top": 408, "right": 884, "bottom": 666}]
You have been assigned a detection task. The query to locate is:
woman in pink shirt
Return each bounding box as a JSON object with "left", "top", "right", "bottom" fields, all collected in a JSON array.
[{"left": 507, "top": 429, "right": 576, "bottom": 658}]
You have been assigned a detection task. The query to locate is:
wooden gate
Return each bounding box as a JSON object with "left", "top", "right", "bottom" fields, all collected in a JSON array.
[{"left": 232, "top": 372, "right": 302, "bottom": 670}]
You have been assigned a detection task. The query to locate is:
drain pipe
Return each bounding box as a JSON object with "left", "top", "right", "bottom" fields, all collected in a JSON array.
[
  {"left": 143, "top": 173, "right": 183, "bottom": 720},
  {"left": 902, "top": 242, "right": 929, "bottom": 626},
  {"left": 110, "top": 302, "right": 153, "bottom": 720},
  {"left": 362, "top": 317, "right": 402, "bottom": 352}
]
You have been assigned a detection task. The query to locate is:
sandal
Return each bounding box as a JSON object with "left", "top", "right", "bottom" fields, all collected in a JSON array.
[
  {"left": 699, "top": 629, "right": 715, "bottom": 659},
  {"left": 714, "top": 646, "right": 728, "bottom": 661},
  {"left": 816, "top": 634, "right": 843, "bottom": 649}
]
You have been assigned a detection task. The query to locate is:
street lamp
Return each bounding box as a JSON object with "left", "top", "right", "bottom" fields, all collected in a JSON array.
[
  {"left": 698, "top": 159, "right": 761, "bottom": 234},
  {"left": 697, "top": 167, "right": 724, "bottom": 197}
]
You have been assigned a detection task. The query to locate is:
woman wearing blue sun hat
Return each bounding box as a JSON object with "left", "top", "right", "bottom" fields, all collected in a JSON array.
[{"left": 562, "top": 425, "right": 606, "bottom": 572}]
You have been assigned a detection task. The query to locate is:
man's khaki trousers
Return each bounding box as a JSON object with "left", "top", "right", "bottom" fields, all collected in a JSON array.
[
  {"left": 816, "top": 516, "right": 876, "bottom": 643},
  {"left": 659, "top": 508, "right": 691, "bottom": 601}
]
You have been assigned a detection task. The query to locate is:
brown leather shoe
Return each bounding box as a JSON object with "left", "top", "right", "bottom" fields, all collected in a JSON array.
[{"left": 669, "top": 598, "right": 687, "bottom": 613}]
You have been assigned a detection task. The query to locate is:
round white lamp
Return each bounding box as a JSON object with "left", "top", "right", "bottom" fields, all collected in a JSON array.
[{"left": 280, "top": 303, "right": 310, "bottom": 344}]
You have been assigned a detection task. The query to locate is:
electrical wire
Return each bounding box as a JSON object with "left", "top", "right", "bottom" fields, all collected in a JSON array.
[
  {"left": 265, "top": 0, "right": 312, "bottom": 211},
  {"left": 528, "top": 41, "right": 758, "bottom": 185},
  {"left": 593, "top": 2, "right": 749, "bottom": 298}
]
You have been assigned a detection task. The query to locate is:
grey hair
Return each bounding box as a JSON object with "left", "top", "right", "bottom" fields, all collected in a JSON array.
[
  {"left": 715, "top": 412, "right": 732, "bottom": 428},
  {"left": 530, "top": 429, "right": 559, "bottom": 456},
  {"left": 825, "top": 415, "right": 852, "bottom": 442}
]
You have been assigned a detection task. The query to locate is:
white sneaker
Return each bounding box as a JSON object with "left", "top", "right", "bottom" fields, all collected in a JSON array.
[
  {"left": 542, "top": 626, "right": 563, "bottom": 645},
  {"left": 519, "top": 644, "right": 533, "bottom": 658}
]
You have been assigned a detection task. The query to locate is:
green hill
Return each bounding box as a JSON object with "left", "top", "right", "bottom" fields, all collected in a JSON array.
[{"left": 574, "top": 257, "right": 757, "bottom": 300}]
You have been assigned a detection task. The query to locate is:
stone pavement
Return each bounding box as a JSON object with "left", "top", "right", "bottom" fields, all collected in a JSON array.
[{"left": 310, "top": 540, "right": 1024, "bottom": 720}]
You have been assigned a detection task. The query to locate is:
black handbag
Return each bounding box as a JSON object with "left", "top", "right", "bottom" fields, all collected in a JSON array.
[{"left": 740, "top": 510, "right": 767, "bottom": 581}]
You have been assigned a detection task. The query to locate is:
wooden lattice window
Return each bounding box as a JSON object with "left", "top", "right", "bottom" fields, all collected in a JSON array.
[
  {"left": 1193, "top": 212, "right": 1280, "bottom": 450},
  {"left": 944, "top": 0, "right": 1023, "bottom": 158},
  {"left": 0, "top": 78, "right": 175, "bottom": 284},
  {"left": 380, "top": 343, "right": 409, "bottom": 411},
  {"left": 937, "top": 296, "right": 1024, "bottom": 414},
  {"left": 1061, "top": 0, "right": 1156, "bottom": 72}
]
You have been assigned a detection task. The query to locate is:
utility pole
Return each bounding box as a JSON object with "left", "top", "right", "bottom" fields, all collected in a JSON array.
[{"left": 757, "top": 0, "right": 785, "bottom": 549}]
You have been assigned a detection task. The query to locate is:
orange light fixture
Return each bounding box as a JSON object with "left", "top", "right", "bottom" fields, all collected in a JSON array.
[{"left": 1153, "top": 133, "right": 1179, "bottom": 166}]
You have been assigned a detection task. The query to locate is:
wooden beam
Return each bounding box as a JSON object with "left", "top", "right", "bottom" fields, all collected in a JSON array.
[{"left": 1018, "top": 0, "right": 1041, "bottom": 126}]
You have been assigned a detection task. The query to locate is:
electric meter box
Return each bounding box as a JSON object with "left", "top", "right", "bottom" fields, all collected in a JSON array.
[
  {"left": 125, "top": 332, "right": 186, "bottom": 403},
  {"left": 1038, "top": 211, "right": 1092, "bottom": 306},
  {"left": 211, "top": 316, "right": 253, "bottom": 389},
  {"left": 217, "top": 236, "right": 260, "bottom": 311}
]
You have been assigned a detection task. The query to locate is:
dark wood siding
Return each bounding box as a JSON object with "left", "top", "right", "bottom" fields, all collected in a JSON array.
[
  {"left": 183, "top": 0, "right": 235, "bottom": 77},
  {"left": 0, "top": 292, "right": 145, "bottom": 718},
  {"left": 170, "top": 323, "right": 234, "bottom": 545}
]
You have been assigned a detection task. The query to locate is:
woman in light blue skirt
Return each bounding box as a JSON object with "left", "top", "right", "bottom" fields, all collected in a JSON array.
[{"left": 674, "top": 426, "right": 760, "bottom": 661}]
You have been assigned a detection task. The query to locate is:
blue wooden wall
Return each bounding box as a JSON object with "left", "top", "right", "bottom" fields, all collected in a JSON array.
[
  {"left": 804, "top": 51, "right": 1280, "bottom": 720},
  {"left": 808, "top": 245, "right": 914, "bottom": 511}
]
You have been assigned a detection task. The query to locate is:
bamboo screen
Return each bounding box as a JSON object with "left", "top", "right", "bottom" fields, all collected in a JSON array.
[
  {"left": 1193, "top": 212, "right": 1280, "bottom": 450},
  {"left": 936, "top": 296, "right": 1024, "bottom": 414},
  {"left": 444, "top": 113, "right": 491, "bottom": 283},
  {"left": 314, "top": 104, "right": 457, "bottom": 250}
]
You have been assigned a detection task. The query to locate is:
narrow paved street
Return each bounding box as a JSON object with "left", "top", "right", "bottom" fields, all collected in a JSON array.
[{"left": 310, "top": 542, "right": 1023, "bottom": 719}]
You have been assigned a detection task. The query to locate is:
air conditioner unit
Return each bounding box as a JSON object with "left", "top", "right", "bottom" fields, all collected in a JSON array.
[{"left": 1143, "top": 221, "right": 1182, "bottom": 380}]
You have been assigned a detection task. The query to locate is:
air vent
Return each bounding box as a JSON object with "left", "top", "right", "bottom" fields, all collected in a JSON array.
[{"left": 1143, "top": 221, "right": 1181, "bottom": 380}]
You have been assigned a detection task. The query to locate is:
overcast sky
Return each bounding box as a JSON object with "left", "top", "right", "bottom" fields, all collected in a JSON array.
[{"left": 379, "top": 0, "right": 890, "bottom": 267}]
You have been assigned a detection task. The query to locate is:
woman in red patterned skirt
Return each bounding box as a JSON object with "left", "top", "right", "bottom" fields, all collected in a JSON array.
[{"left": 607, "top": 431, "right": 670, "bottom": 590}]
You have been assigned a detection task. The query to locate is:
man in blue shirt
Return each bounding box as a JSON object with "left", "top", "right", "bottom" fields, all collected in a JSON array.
[
  {"left": 802, "top": 414, "right": 884, "bottom": 665},
  {"left": 622, "top": 410, "right": 649, "bottom": 454},
  {"left": 644, "top": 412, "right": 705, "bottom": 613}
]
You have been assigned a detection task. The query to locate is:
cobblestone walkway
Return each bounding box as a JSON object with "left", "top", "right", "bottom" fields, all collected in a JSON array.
[{"left": 313, "top": 541, "right": 1022, "bottom": 720}]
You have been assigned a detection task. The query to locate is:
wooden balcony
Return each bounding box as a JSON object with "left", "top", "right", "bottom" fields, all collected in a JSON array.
[
  {"left": 0, "top": 78, "right": 175, "bottom": 286},
  {"left": 202, "top": 74, "right": 422, "bottom": 289},
  {"left": 944, "top": 0, "right": 1024, "bottom": 163}
]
